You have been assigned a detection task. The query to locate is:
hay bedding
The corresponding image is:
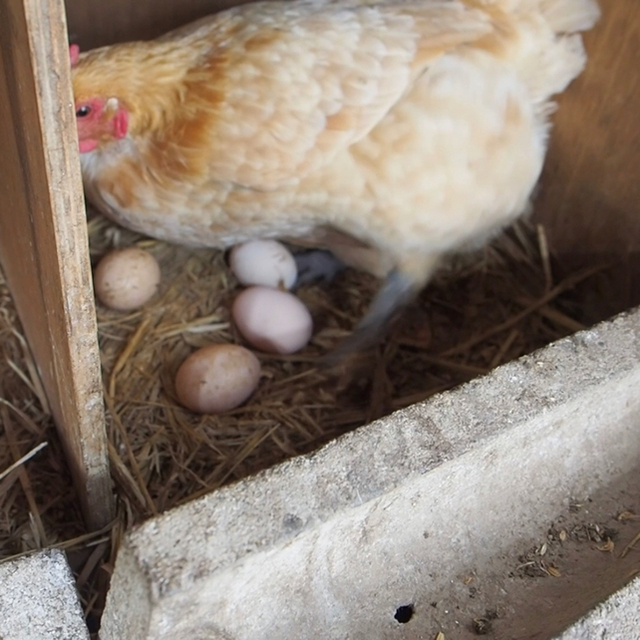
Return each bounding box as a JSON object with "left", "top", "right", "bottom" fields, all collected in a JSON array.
[{"left": 0, "top": 211, "right": 601, "bottom": 625}]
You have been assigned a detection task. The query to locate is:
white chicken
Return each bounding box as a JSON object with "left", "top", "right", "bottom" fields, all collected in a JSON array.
[{"left": 71, "top": 0, "right": 600, "bottom": 354}]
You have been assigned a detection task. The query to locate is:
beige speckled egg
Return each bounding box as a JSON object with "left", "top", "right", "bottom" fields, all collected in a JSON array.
[
  {"left": 232, "top": 286, "right": 313, "bottom": 354},
  {"left": 230, "top": 240, "right": 297, "bottom": 290},
  {"left": 94, "top": 247, "right": 161, "bottom": 311},
  {"left": 175, "top": 344, "right": 261, "bottom": 414}
]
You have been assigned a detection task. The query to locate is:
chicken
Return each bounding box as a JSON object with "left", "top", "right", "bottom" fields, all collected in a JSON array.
[{"left": 70, "top": 0, "right": 599, "bottom": 356}]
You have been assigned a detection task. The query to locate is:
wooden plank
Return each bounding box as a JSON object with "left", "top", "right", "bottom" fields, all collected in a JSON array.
[
  {"left": 65, "top": 0, "right": 248, "bottom": 48},
  {"left": 0, "top": 0, "right": 113, "bottom": 528},
  {"left": 534, "top": 0, "right": 640, "bottom": 311}
]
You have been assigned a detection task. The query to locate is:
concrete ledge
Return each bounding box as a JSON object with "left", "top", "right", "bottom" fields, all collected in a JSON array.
[
  {"left": 0, "top": 549, "right": 89, "bottom": 640},
  {"left": 100, "top": 308, "right": 640, "bottom": 639}
]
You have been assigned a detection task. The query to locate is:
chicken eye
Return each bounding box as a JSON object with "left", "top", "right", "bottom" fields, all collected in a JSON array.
[{"left": 76, "top": 105, "right": 92, "bottom": 118}]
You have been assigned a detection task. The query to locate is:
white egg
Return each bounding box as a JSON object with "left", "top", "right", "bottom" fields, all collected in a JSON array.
[
  {"left": 230, "top": 240, "right": 297, "bottom": 290},
  {"left": 232, "top": 286, "right": 313, "bottom": 354},
  {"left": 94, "top": 247, "right": 161, "bottom": 311},
  {"left": 175, "top": 344, "right": 261, "bottom": 414}
]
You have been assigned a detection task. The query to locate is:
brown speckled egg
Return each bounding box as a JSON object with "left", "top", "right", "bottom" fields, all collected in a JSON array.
[
  {"left": 175, "top": 344, "right": 261, "bottom": 414},
  {"left": 94, "top": 247, "right": 161, "bottom": 311}
]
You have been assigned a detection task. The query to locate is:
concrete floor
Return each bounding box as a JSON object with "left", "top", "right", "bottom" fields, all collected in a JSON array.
[
  {"left": 0, "top": 549, "right": 89, "bottom": 640},
  {"left": 97, "top": 307, "right": 640, "bottom": 639},
  {"left": 1, "top": 309, "right": 639, "bottom": 638},
  {"left": 2, "top": 528, "right": 637, "bottom": 639}
]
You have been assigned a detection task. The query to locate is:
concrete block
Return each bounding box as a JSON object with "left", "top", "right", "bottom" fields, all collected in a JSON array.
[
  {"left": 100, "top": 308, "right": 640, "bottom": 640},
  {"left": 0, "top": 549, "right": 89, "bottom": 640},
  {"left": 558, "top": 574, "right": 640, "bottom": 639}
]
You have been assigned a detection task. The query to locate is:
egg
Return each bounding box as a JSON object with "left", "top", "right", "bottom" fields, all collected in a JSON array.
[
  {"left": 94, "top": 247, "right": 161, "bottom": 311},
  {"left": 175, "top": 344, "right": 261, "bottom": 414},
  {"left": 229, "top": 240, "right": 297, "bottom": 290},
  {"left": 232, "top": 286, "right": 313, "bottom": 354}
]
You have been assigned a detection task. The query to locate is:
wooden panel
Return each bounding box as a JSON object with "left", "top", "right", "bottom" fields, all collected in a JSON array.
[
  {"left": 534, "top": 0, "right": 640, "bottom": 314},
  {"left": 0, "top": 0, "right": 113, "bottom": 528},
  {"left": 65, "top": 0, "right": 248, "bottom": 48}
]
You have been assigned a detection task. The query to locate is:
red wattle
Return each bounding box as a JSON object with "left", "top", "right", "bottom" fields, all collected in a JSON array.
[
  {"left": 79, "top": 139, "right": 98, "bottom": 153},
  {"left": 113, "top": 110, "right": 129, "bottom": 139}
]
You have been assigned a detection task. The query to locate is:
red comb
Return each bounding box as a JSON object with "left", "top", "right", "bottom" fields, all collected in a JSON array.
[{"left": 69, "top": 44, "right": 80, "bottom": 66}]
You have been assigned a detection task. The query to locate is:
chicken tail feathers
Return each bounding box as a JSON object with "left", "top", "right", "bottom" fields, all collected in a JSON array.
[
  {"left": 534, "top": 0, "right": 600, "bottom": 99},
  {"left": 493, "top": 0, "right": 600, "bottom": 31},
  {"left": 491, "top": 0, "right": 600, "bottom": 104},
  {"left": 537, "top": 0, "right": 600, "bottom": 33}
]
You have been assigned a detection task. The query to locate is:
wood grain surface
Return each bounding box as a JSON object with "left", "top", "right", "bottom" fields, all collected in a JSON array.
[
  {"left": 534, "top": 0, "right": 640, "bottom": 315},
  {"left": 65, "top": 0, "right": 248, "bottom": 48},
  {"left": 0, "top": 0, "right": 113, "bottom": 528}
]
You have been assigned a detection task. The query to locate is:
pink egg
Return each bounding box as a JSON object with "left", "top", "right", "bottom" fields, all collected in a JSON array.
[
  {"left": 232, "top": 286, "right": 313, "bottom": 354},
  {"left": 175, "top": 344, "right": 261, "bottom": 414}
]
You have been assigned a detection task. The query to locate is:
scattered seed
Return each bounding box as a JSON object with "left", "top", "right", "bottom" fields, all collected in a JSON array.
[
  {"left": 472, "top": 618, "right": 492, "bottom": 635},
  {"left": 597, "top": 539, "right": 615, "bottom": 553},
  {"left": 617, "top": 511, "right": 640, "bottom": 522}
]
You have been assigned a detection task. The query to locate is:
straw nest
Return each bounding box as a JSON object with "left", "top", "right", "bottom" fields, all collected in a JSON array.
[{"left": 0, "top": 211, "right": 605, "bottom": 629}]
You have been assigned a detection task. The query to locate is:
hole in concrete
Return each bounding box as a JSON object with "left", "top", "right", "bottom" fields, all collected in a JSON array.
[{"left": 394, "top": 604, "right": 414, "bottom": 623}]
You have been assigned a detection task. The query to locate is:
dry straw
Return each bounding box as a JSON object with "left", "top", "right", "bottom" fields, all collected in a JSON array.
[{"left": 0, "top": 213, "right": 610, "bottom": 626}]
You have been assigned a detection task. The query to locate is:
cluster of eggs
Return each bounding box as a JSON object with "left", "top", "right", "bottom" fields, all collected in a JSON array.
[
  {"left": 228, "top": 240, "right": 312, "bottom": 354},
  {"left": 93, "top": 240, "right": 313, "bottom": 414}
]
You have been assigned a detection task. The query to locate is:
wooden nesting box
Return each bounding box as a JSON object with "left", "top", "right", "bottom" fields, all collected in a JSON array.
[{"left": 0, "top": 0, "right": 638, "bottom": 530}]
